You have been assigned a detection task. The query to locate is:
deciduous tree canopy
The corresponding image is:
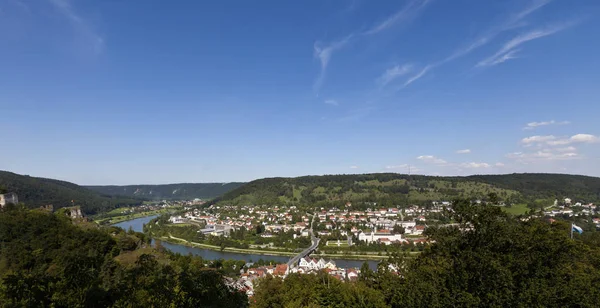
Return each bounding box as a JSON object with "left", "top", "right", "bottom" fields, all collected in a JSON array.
[{"left": 0, "top": 207, "right": 248, "bottom": 307}]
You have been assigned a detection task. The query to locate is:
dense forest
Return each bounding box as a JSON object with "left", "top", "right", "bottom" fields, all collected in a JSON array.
[
  {"left": 0, "top": 205, "right": 247, "bottom": 307},
  {"left": 212, "top": 173, "right": 600, "bottom": 208},
  {"left": 251, "top": 200, "right": 600, "bottom": 307},
  {"left": 86, "top": 182, "right": 244, "bottom": 200},
  {"left": 0, "top": 171, "right": 143, "bottom": 214}
]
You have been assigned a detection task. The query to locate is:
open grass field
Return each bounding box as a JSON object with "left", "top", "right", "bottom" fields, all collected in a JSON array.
[
  {"left": 501, "top": 203, "right": 530, "bottom": 215},
  {"left": 326, "top": 240, "right": 349, "bottom": 247}
]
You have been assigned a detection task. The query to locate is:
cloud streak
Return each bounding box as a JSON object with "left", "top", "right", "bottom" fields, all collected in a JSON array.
[
  {"left": 49, "top": 0, "right": 104, "bottom": 55},
  {"left": 448, "top": 0, "right": 551, "bottom": 62},
  {"left": 477, "top": 23, "right": 573, "bottom": 67},
  {"left": 313, "top": 35, "right": 353, "bottom": 93},
  {"left": 324, "top": 99, "right": 339, "bottom": 106},
  {"left": 401, "top": 0, "right": 552, "bottom": 87},
  {"left": 524, "top": 120, "right": 570, "bottom": 130},
  {"left": 417, "top": 155, "right": 447, "bottom": 164},
  {"left": 522, "top": 134, "right": 599, "bottom": 146},
  {"left": 459, "top": 162, "right": 491, "bottom": 168},
  {"left": 313, "top": 0, "right": 430, "bottom": 92},
  {"left": 403, "top": 65, "right": 432, "bottom": 87},
  {"left": 506, "top": 151, "right": 579, "bottom": 161},
  {"left": 377, "top": 64, "right": 412, "bottom": 87},
  {"left": 362, "top": 0, "right": 430, "bottom": 35},
  {"left": 456, "top": 149, "right": 471, "bottom": 154}
]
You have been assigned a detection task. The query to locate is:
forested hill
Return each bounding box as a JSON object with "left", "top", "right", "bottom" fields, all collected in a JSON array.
[
  {"left": 0, "top": 171, "right": 142, "bottom": 214},
  {"left": 0, "top": 208, "right": 247, "bottom": 307},
  {"left": 213, "top": 173, "right": 600, "bottom": 207},
  {"left": 86, "top": 182, "right": 244, "bottom": 200}
]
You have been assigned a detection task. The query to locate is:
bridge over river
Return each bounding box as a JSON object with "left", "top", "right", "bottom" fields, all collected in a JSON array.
[{"left": 287, "top": 211, "right": 319, "bottom": 268}]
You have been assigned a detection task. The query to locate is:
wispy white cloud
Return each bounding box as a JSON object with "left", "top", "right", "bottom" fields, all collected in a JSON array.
[
  {"left": 313, "top": 0, "right": 430, "bottom": 92},
  {"left": 402, "top": 0, "right": 552, "bottom": 87},
  {"left": 324, "top": 99, "right": 339, "bottom": 106},
  {"left": 459, "top": 162, "right": 491, "bottom": 168},
  {"left": 362, "top": 0, "right": 430, "bottom": 35},
  {"left": 569, "top": 134, "right": 599, "bottom": 143},
  {"left": 417, "top": 155, "right": 447, "bottom": 164},
  {"left": 385, "top": 164, "right": 408, "bottom": 170},
  {"left": 377, "top": 64, "right": 412, "bottom": 87},
  {"left": 509, "top": 132, "right": 598, "bottom": 163},
  {"left": 313, "top": 35, "right": 353, "bottom": 93},
  {"left": 482, "top": 49, "right": 521, "bottom": 66},
  {"left": 506, "top": 151, "right": 579, "bottom": 161},
  {"left": 523, "top": 120, "right": 570, "bottom": 130},
  {"left": 521, "top": 135, "right": 556, "bottom": 144},
  {"left": 456, "top": 149, "right": 471, "bottom": 154},
  {"left": 495, "top": 162, "right": 505, "bottom": 167},
  {"left": 477, "top": 23, "right": 574, "bottom": 67},
  {"left": 49, "top": 0, "right": 104, "bottom": 55},
  {"left": 447, "top": 0, "right": 551, "bottom": 62},
  {"left": 554, "top": 146, "right": 577, "bottom": 152},
  {"left": 523, "top": 133, "right": 599, "bottom": 146},
  {"left": 349, "top": 165, "right": 359, "bottom": 169},
  {"left": 403, "top": 65, "right": 432, "bottom": 87}
]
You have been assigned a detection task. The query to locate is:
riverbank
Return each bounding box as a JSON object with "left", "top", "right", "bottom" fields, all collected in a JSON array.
[
  {"left": 95, "top": 207, "right": 180, "bottom": 224},
  {"left": 161, "top": 235, "right": 394, "bottom": 261},
  {"left": 162, "top": 235, "right": 297, "bottom": 257}
]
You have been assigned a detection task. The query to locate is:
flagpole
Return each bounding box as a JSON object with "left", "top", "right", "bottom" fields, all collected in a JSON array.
[{"left": 570, "top": 222, "right": 573, "bottom": 239}]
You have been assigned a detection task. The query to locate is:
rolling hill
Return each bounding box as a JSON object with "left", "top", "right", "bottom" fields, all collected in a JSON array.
[
  {"left": 86, "top": 183, "right": 244, "bottom": 200},
  {"left": 212, "top": 173, "right": 600, "bottom": 208},
  {"left": 0, "top": 171, "right": 143, "bottom": 214}
]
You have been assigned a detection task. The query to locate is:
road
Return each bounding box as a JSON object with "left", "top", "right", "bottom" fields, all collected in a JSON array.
[{"left": 287, "top": 211, "right": 319, "bottom": 268}]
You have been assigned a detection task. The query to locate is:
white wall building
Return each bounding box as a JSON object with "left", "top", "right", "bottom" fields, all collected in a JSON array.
[
  {"left": 0, "top": 193, "right": 18, "bottom": 208},
  {"left": 358, "top": 229, "right": 405, "bottom": 244}
]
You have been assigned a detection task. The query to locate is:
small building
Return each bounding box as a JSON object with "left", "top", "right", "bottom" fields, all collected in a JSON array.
[
  {"left": 0, "top": 193, "right": 18, "bottom": 208},
  {"left": 169, "top": 216, "right": 187, "bottom": 224}
]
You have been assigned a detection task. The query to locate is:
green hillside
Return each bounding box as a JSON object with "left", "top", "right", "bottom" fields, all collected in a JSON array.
[
  {"left": 212, "top": 173, "right": 600, "bottom": 208},
  {"left": 0, "top": 207, "right": 247, "bottom": 307},
  {"left": 0, "top": 171, "right": 143, "bottom": 214},
  {"left": 86, "top": 182, "right": 244, "bottom": 200}
]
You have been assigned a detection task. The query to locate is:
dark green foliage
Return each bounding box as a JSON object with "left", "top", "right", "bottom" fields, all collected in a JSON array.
[
  {"left": 251, "top": 273, "right": 387, "bottom": 308},
  {"left": 86, "top": 182, "right": 245, "bottom": 200},
  {"left": 0, "top": 208, "right": 247, "bottom": 307},
  {"left": 468, "top": 173, "right": 600, "bottom": 202},
  {"left": 0, "top": 170, "right": 143, "bottom": 214},
  {"left": 387, "top": 200, "right": 600, "bottom": 307}
]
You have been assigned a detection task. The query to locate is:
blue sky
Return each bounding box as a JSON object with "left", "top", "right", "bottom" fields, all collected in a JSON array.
[{"left": 1, "top": 0, "right": 599, "bottom": 185}]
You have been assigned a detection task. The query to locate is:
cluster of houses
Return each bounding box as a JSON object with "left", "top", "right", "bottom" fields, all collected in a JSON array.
[
  {"left": 543, "top": 198, "right": 597, "bottom": 217},
  {"left": 234, "top": 257, "right": 364, "bottom": 296},
  {"left": 180, "top": 203, "right": 439, "bottom": 246},
  {"left": 235, "top": 264, "right": 290, "bottom": 296}
]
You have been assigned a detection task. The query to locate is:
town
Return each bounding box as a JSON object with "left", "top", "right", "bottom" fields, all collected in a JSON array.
[{"left": 161, "top": 197, "right": 599, "bottom": 297}]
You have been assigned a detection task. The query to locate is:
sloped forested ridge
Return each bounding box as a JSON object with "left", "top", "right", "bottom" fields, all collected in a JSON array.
[
  {"left": 0, "top": 171, "right": 143, "bottom": 214},
  {"left": 86, "top": 182, "right": 244, "bottom": 200},
  {"left": 213, "top": 173, "right": 600, "bottom": 207},
  {"left": 0, "top": 207, "right": 247, "bottom": 307}
]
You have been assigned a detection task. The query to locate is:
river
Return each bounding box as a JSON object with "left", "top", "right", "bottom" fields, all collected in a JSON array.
[{"left": 113, "top": 215, "right": 379, "bottom": 269}]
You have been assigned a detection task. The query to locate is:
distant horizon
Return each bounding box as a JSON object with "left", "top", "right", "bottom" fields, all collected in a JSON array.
[
  {"left": 2, "top": 0, "right": 599, "bottom": 184},
  {"left": 2, "top": 169, "right": 597, "bottom": 187}
]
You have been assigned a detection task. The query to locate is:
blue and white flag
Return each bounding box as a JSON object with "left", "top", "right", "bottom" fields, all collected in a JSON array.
[{"left": 572, "top": 224, "right": 583, "bottom": 234}]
